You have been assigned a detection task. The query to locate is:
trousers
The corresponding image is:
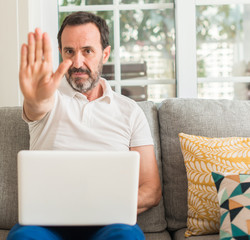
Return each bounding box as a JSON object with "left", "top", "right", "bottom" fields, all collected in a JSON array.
[{"left": 7, "top": 223, "right": 145, "bottom": 240}]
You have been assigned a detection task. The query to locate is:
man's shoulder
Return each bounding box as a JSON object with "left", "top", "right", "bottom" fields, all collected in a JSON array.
[
  {"left": 110, "top": 92, "right": 145, "bottom": 119},
  {"left": 112, "top": 92, "right": 140, "bottom": 109},
  {"left": 112, "top": 91, "right": 137, "bottom": 105}
]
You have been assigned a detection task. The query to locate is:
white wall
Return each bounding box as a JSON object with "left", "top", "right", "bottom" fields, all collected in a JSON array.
[
  {"left": 0, "top": 0, "right": 20, "bottom": 106},
  {"left": 0, "top": 0, "right": 58, "bottom": 107}
]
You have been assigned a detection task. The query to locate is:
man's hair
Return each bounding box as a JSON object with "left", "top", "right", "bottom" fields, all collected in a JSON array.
[{"left": 57, "top": 11, "right": 109, "bottom": 50}]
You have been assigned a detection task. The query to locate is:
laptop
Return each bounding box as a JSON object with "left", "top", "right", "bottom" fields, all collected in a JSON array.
[{"left": 17, "top": 150, "right": 140, "bottom": 226}]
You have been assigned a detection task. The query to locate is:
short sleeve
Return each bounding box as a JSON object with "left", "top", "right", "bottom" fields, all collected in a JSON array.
[
  {"left": 22, "top": 92, "right": 59, "bottom": 150},
  {"left": 129, "top": 105, "right": 154, "bottom": 147}
]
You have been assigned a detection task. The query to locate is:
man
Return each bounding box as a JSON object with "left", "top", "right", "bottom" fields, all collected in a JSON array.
[{"left": 7, "top": 12, "right": 161, "bottom": 240}]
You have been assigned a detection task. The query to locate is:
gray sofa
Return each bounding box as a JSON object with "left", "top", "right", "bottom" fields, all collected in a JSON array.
[{"left": 1, "top": 98, "right": 250, "bottom": 240}]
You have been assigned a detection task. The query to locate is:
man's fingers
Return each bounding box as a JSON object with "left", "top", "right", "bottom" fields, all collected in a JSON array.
[
  {"left": 53, "top": 60, "right": 72, "bottom": 85},
  {"left": 35, "top": 28, "right": 43, "bottom": 62},
  {"left": 20, "top": 44, "right": 28, "bottom": 70},
  {"left": 28, "top": 32, "right": 35, "bottom": 65},
  {"left": 43, "top": 32, "right": 52, "bottom": 63}
]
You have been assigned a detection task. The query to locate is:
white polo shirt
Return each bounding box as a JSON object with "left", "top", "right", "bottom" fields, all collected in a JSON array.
[{"left": 26, "top": 77, "right": 153, "bottom": 151}]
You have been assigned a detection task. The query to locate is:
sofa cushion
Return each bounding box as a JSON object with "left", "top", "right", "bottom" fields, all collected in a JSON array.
[
  {"left": 179, "top": 133, "right": 250, "bottom": 236},
  {"left": 212, "top": 172, "right": 250, "bottom": 240},
  {"left": 137, "top": 101, "right": 167, "bottom": 232},
  {"left": 0, "top": 229, "right": 10, "bottom": 240},
  {"left": 158, "top": 99, "right": 250, "bottom": 231},
  {"left": 172, "top": 228, "right": 219, "bottom": 240},
  {"left": 145, "top": 230, "right": 172, "bottom": 240},
  {"left": 0, "top": 107, "right": 30, "bottom": 229}
]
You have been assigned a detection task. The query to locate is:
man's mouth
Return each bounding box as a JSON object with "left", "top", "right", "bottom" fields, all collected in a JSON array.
[
  {"left": 72, "top": 72, "right": 88, "bottom": 76},
  {"left": 68, "top": 67, "right": 91, "bottom": 77}
]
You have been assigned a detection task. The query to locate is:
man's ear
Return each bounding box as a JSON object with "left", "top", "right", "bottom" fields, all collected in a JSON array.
[
  {"left": 59, "top": 47, "right": 62, "bottom": 55},
  {"left": 102, "top": 46, "right": 111, "bottom": 64}
]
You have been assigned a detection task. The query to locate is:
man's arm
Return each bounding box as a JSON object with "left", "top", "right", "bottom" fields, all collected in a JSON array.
[
  {"left": 130, "top": 145, "right": 162, "bottom": 215},
  {"left": 20, "top": 28, "right": 72, "bottom": 121}
]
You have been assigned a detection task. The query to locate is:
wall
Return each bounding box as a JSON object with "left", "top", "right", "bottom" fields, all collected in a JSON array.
[
  {"left": 0, "top": 0, "right": 20, "bottom": 106},
  {"left": 0, "top": 0, "right": 58, "bottom": 107}
]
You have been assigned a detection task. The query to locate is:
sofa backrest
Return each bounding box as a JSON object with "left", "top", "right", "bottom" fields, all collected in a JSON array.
[
  {"left": 137, "top": 101, "right": 167, "bottom": 233},
  {"left": 158, "top": 98, "right": 250, "bottom": 231},
  {"left": 0, "top": 107, "right": 29, "bottom": 229}
]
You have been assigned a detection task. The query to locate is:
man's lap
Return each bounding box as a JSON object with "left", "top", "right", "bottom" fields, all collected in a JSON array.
[{"left": 7, "top": 223, "right": 145, "bottom": 240}]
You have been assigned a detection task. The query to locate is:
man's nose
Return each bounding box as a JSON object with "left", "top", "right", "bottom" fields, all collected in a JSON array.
[{"left": 72, "top": 53, "right": 85, "bottom": 69}]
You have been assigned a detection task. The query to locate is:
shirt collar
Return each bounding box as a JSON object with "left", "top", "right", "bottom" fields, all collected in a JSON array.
[{"left": 58, "top": 76, "right": 113, "bottom": 103}]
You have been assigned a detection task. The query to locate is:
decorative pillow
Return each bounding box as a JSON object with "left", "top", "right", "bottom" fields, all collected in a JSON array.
[
  {"left": 212, "top": 172, "right": 250, "bottom": 240},
  {"left": 179, "top": 133, "right": 250, "bottom": 237}
]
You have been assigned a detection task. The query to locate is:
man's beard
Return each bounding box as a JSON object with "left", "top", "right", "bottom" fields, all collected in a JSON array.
[{"left": 66, "top": 61, "right": 103, "bottom": 93}]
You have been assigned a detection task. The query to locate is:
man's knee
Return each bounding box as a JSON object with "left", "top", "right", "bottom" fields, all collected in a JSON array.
[
  {"left": 7, "top": 224, "right": 60, "bottom": 240},
  {"left": 113, "top": 224, "right": 145, "bottom": 240},
  {"left": 7, "top": 224, "right": 25, "bottom": 240},
  {"left": 92, "top": 224, "right": 145, "bottom": 240}
]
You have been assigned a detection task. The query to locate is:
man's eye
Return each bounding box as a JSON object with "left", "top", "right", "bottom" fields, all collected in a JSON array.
[
  {"left": 65, "top": 50, "right": 73, "bottom": 55},
  {"left": 85, "top": 49, "right": 92, "bottom": 54}
]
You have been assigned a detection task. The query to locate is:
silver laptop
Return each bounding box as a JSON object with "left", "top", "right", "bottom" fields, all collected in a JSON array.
[{"left": 17, "top": 150, "right": 140, "bottom": 226}]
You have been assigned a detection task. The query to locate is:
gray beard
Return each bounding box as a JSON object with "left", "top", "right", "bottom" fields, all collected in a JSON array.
[
  {"left": 66, "top": 75, "right": 100, "bottom": 93},
  {"left": 66, "top": 61, "right": 103, "bottom": 93}
]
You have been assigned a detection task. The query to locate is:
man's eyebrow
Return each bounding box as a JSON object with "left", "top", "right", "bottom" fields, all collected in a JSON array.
[
  {"left": 63, "top": 46, "right": 95, "bottom": 52},
  {"left": 81, "top": 46, "right": 94, "bottom": 50},
  {"left": 63, "top": 47, "right": 74, "bottom": 51}
]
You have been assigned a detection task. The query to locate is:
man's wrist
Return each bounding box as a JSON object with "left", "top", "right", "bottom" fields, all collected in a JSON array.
[{"left": 23, "top": 97, "right": 54, "bottom": 121}]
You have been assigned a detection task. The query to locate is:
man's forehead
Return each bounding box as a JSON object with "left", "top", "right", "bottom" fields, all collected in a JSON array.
[{"left": 61, "top": 23, "right": 101, "bottom": 46}]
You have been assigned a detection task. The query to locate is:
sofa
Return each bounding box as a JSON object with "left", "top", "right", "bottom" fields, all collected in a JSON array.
[{"left": 1, "top": 98, "right": 250, "bottom": 240}]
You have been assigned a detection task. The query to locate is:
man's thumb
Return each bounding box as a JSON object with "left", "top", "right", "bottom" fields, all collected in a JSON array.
[{"left": 53, "top": 59, "right": 72, "bottom": 84}]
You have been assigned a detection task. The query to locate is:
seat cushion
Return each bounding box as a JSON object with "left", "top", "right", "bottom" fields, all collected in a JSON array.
[
  {"left": 0, "top": 229, "right": 10, "bottom": 240},
  {"left": 173, "top": 228, "right": 219, "bottom": 240},
  {"left": 145, "top": 230, "right": 171, "bottom": 240},
  {"left": 137, "top": 102, "right": 167, "bottom": 233}
]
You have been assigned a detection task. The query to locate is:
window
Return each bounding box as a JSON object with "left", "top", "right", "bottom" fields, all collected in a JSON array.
[
  {"left": 196, "top": 3, "right": 250, "bottom": 100},
  {"left": 58, "top": 0, "right": 176, "bottom": 103},
  {"left": 1, "top": 0, "right": 249, "bottom": 107}
]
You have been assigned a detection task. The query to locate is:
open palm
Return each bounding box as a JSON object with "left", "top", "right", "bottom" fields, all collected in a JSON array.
[{"left": 19, "top": 28, "right": 71, "bottom": 120}]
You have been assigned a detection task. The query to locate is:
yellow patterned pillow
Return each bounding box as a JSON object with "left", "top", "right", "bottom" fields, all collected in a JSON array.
[{"left": 179, "top": 133, "right": 250, "bottom": 237}]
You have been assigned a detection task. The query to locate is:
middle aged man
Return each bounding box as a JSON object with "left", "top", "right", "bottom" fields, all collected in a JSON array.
[{"left": 7, "top": 11, "right": 161, "bottom": 240}]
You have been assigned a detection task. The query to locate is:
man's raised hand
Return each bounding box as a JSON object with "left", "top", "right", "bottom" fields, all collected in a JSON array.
[{"left": 19, "top": 28, "right": 72, "bottom": 121}]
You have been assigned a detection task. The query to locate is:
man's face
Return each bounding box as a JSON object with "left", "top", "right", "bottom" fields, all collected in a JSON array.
[{"left": 60, "top": 23, "right": 110, "bottom": 93}]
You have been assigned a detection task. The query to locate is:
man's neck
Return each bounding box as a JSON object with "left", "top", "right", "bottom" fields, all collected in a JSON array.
[{"left": 83, "top": 82, "right": 103, "bottom": 102}]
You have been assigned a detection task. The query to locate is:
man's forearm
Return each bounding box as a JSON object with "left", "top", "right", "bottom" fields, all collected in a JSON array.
[{"left": 137, "top": 182, "right": 162, "bottom": 215}]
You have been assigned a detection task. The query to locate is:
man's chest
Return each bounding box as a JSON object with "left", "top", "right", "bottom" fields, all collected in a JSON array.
[{"left": 51, "top": 100, "right": 133, "bottom": 151}]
